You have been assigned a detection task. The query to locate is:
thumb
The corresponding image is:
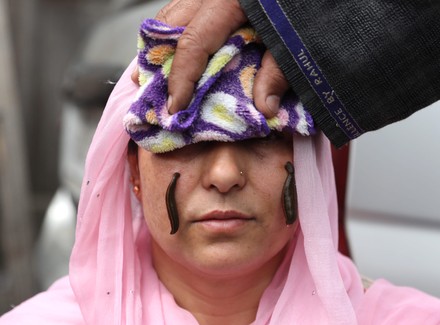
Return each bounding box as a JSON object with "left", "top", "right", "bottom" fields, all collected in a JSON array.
[{"left": 253, "top": 51, "right": 290, "bottom": 118}]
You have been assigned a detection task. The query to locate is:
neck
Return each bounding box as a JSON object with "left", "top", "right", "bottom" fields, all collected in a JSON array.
[{"left": 152, "top": 242, "right": 288, "bottom": 325}]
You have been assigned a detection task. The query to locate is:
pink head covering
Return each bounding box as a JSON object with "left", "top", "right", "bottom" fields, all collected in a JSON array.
[
  {"left": 67, "top": 61, "right": 440, "bottom": 324},
  {"left": 64, "top": 59, "right": 360, "bottom": 324},
  {"left": 2, "top": 60, "right": 440, "bottom": 325}
]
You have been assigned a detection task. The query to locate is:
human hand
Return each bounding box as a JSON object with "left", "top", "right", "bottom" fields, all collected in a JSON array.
[{"left": 131, "top": 0, "right": 290, "bottom": 118}]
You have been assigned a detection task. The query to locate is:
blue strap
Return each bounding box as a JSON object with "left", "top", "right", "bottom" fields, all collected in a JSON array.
[{"left": 259, "top": 0, "right": 364, "bottom": 139}]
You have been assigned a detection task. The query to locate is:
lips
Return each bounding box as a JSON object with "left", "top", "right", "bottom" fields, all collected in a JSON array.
[
  {"left": 193, "top": 210, "right": 255, "bottom": 233},
  {"left": 195, "top": 210, "right": 255, "bottom": 222}
]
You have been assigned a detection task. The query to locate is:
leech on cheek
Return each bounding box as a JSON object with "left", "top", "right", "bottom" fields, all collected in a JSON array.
[
  {"left": 166, "top": 172, "right": 180, "bottom": 235},
  {"left": 282, "top": 161, "right": 298, "bottom": 225}
]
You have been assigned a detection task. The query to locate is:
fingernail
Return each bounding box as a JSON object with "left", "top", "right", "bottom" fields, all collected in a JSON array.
[
  {"left": 167, "top": 95, "right": 173, "bottom": 114},
  {"left": 266, "top": 95, "right": 280, "bottom": 114}
]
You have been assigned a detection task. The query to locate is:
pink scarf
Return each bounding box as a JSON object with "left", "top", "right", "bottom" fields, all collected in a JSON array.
[{"left": 2, "top": 59, "right": 439, "bottom": 325}]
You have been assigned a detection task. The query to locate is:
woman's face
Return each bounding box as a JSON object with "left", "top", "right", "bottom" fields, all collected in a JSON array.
[{"left": 129, "top": 134, "right": 297, "bottom": 277}]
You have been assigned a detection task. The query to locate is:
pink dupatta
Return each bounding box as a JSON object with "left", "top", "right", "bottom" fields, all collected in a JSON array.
[{"left": 2, "top": 59, "right": 440, "bottom": 325}]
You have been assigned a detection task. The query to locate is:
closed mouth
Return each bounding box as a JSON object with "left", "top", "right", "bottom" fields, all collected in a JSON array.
[{"left": 194, "top": 210, "right": 255, "bottom": 223}]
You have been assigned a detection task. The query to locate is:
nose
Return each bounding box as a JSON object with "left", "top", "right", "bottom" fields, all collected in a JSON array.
[{"left": 202, "top": 143, "right": 246, "bottom": 194}]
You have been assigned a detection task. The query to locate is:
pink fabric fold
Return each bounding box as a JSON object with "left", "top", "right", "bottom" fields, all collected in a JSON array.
[{"left": 2, "top": 59, "right": 440, "bottom": 324}]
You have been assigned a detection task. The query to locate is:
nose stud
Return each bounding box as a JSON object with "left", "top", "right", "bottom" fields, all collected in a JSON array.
[{"left": 240, "top": 171, "right": 244, "bottom": 176}]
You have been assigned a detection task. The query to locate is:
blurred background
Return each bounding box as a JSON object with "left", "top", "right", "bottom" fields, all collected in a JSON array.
[
  {"left": 0, "top": 0, "right": 439, "bottom": 315},
  {"left": 0, "top": 0, "right": 167, "bottom": 313}
]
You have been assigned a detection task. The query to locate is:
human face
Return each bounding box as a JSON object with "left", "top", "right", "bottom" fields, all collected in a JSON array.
[{"left": 129, "top": 134, "right": 297, "bottom": 278}]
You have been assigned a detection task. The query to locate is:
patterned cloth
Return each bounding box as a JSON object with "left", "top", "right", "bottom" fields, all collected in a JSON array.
[{"left": 124, "top": 19, "right": 315, "bottom": 153}]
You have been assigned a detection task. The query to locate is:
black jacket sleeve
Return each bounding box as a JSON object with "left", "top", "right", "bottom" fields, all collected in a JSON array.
[{"left": 240, "top": 0, "right": 440, "bottom": 147}]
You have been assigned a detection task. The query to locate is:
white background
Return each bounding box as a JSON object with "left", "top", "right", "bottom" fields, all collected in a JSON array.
[{"left": 347, "top": 100, "right": 440, "bottom": 297}]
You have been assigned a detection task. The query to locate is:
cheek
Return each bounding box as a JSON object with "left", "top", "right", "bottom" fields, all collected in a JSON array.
[
  {"left": 139, "top": 170, "right": 197, "bottom": 238},
  {"left": 251, "top": 164, "right": 292, "bottom": 231},
  {"left": 255, "top": 168, "right": 286, "bottom": 207},
  {"left": 139, "top": 172, "right": 170, "bottom": 234}
]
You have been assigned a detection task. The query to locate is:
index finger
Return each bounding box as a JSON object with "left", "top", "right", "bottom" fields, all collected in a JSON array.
[{"left": 167, "top": 0, "right": 247, "bottom": 113}]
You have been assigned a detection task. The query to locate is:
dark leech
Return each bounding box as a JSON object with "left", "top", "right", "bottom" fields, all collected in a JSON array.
[
  {"left": 166, "top": 172, "right": 180, "bottom": 234},
  {"left": 282, "top": 162, "right": 298, "bottom": 225}
]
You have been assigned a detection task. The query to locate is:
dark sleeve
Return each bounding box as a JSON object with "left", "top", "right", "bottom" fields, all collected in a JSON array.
[{"left": 239, "top": 0, "right": 440, "bottom": 147}]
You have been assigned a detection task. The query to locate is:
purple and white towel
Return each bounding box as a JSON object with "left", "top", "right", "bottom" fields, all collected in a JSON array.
[{"left": 124, "top": 19, "right": 315, "bottom": 153}]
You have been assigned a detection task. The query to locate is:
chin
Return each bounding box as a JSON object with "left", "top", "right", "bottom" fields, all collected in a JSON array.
[{"left": 183, "top": 246, "right": 281, "bottom": 278}]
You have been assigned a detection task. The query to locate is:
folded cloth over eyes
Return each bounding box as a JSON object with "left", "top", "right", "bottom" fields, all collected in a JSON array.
[{"left": 123, "top": 19, "right": 315, "bottom": 153}]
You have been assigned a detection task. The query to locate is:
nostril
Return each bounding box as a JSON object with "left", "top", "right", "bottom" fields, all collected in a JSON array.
[{"left": 207, "top": 166, "right": 246, "bottom": 193}]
